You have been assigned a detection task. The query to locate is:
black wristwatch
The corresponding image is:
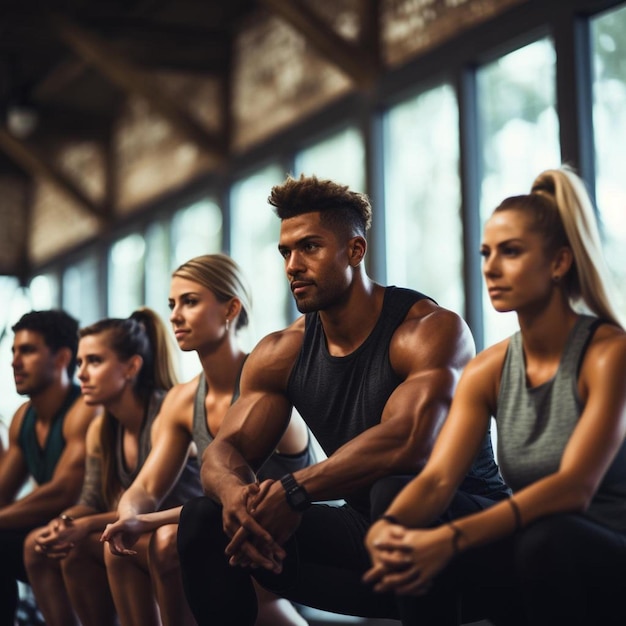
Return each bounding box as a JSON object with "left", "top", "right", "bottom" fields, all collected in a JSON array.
[{"left": 280, "top": 473, "right": 311, "bottom": 512}]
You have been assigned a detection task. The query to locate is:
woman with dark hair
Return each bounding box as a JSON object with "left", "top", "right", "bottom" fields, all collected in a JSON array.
[
  {"left": 24, "top": 308, "right": 201, "bottom": 626},
  {"left": 365, "top": 166, "right": 626, "bottom": 625}
]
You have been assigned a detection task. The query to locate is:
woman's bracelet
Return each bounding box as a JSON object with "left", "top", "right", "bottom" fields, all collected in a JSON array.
[
  {"left": 379, "top": 514, "right": 402, "bottom": 525},
  {"left": 447, "top": 520, "right": 465, "bottom": 555},
  {"left": 59, "top": 513, "right": 74, "bottom": 524},
  {"left": 508, "top": 497, "right": 522, "bottom": 531}
]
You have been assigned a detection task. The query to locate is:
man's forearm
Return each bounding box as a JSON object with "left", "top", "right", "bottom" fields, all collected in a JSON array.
[
  {"left": 0, "top": 484, "right": 80, "bottom": 529},
  {"left": 294, "top": 424, "right": 428, "bottom": 504},
  {"left": 201, "top": 442, "right": 257, "bottom": 502}
]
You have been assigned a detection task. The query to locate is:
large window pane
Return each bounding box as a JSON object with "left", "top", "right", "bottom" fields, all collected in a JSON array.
[
  {"left": 383, "top": 84, "right": 464, "bottom": 315},
  {"left": 592, "top": 3, "right": 626, "bottom": 315},
  {"left": 171, "top": 199, "right": 224, "bottom": 380},
  {"left": 29, "top": 274, "right": 59, "bottom": 310},
  {"left": 0, "top": 278, "right": 31, "bottom": 437},
  {"left": 63, "top": 256, "right": 101, "bottom": 327},
  {"left": 294, "top": 126, "right": 365, "bottom": 191},
  {"left": 108, "top": 233, "right": 145, "bottom": 318},
  {"left": 145, "top": 221, "right": 172, "bottom": 325},
  {"left": 230, "top": 165, "right": 286, "bottom": 347},
  {"left": 171, "top": 199, "right": 223, "bottom": 267},
  {"left": 477, "top": 38, "right": 560, "bottom": 346}
]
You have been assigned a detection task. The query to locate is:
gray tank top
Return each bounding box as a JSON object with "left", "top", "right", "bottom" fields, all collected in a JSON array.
[
  {"left": 117, "top": 390, "right": 202, "bottom": 510},
  {"left": 496, "top": 314, "right": 626, "bottom": 531},
  {"left": 79, "top": 390, "right": 202, "bottom": 512},
  {"left": 191, "top": 365, "right": 316, "bottom": 481}
]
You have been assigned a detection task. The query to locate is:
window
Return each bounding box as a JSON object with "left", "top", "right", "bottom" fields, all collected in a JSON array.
[
  {"left": 145, "top": 221, "right": 172, "bottom": 326},
  {"left": 230, "top": 165, "right": 287, "bottom": 346},
  {"left": 383, "top": 84, "right": 464, "bottom": 315},
  {"left": 592, "top": 3, "right": 626, "bottom": 315},
  {"left": 0, "top": 277, "right": 31, "bottom": 434},
  {"left": 29, "top": 274, "right": 59, "bottom": 310},
  {"left": 294, "top": 126, "right": 365, "bottom": 192},
  {"left": 108, "top": 233, "right": 146, "bottom": 318},
  {"left": 63, "top": 256, "right": 101, "bottom": 327},
  {"left": 171, "top": 199, "right": 223, "bottom": 267},
  {"left": 477, "top": 38, "right": 560, "bottom": 346}
]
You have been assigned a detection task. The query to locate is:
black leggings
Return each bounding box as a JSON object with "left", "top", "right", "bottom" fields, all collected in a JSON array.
[
  {"left": 400, "top": 513, "right": 626, "bottom": 626},
  {"left": 0, "top": 528, "right": 31, "bottom": 625},
  {"left": 177, "top": 476, "right": 506, "bottom": 626}
]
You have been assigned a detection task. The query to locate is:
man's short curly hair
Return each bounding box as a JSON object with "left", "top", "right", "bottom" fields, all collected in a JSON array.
[
  {"left": 12, "top": 309, "right": 79, "bottom": 377},
  {"left": 268, "top": 174, "right": 372, "bottom": 238}
]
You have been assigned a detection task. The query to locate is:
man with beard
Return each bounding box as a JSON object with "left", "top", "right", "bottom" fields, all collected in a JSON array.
[
  {"left": 0, "top": 310, "right": 98, "bottom": 624},
  {"left": 178, "top": 175, "right": 510, "bottom": 625}
]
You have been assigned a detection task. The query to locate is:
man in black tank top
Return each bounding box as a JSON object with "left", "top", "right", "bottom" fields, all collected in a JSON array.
[
  {"left": 0, "top": 310, "right": 99, "bottom": 624},
  {"left": 178, "top": 176, "right": 510, "bottom": 625}
]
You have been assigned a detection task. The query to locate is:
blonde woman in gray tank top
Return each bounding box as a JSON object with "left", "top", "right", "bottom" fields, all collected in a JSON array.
[
  {"left": 101, "top": 254, "right": 312, "bottom": 626},
  {"left": 366, "top": 166, "right": 626, "bottom": 626}
]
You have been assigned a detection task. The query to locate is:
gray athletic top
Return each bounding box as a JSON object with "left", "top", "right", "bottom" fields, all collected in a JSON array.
[
  {"left": 79, "top": 390, "right": 202, "bottom": 512},
  {"left": 496, "top": 314, "right": 626, "bottom": 531},
  {"left": 192, "top": 367, "right": 316, "bottom": 481}
]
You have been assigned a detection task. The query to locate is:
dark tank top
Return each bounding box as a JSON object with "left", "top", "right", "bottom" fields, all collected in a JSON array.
[
  {"left": 191, "top": 361, "right": 316, "bottom": 481},
  {"left": 18, "top": 383, "right": 81, "bottom": 484},
  {"left": 287, "top": 286, "right": 510, "bottom": 515}
]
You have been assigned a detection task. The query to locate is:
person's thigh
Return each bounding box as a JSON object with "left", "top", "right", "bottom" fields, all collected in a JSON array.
[
  {"left": 254, "top": 503, "right": 399, "bottom": 618},
  {"left": 0, "top": 527, "right": 31, "bottom": 581},
  {"left": 514, "top": 514, "right": 626, "bottom": 625}
]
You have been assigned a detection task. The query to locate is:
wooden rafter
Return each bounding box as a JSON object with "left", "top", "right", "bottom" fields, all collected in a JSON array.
[
  {"left": 258, "top": 0, "right": 381, "bottom": 89},
  {"left": 52, "top": 15, "right": 228, "bottom": 158},
  {"left": 0, "top": 128, "right": 108, "bottom": 223}
]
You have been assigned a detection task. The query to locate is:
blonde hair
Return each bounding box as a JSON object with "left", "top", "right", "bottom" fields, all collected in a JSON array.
[
  {"left": 495, "top": 165, "right": 623, "bottom": 329},
  {"left": 172, "top": 254, "right": 252, "bottom": 331}
]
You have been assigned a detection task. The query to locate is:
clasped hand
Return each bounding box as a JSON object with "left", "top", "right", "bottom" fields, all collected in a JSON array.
[
  {"left": 101, "top": 516, "right": 144, "bottom": 556},
  {"left": 363, "top": 520, "right": 453, "bottom": 596},
  {"left": 34, "top": 516, "right": 83, "bottom": 559},
  {"left": 223, "top": 478, "right": 301, "bottom": 573}
]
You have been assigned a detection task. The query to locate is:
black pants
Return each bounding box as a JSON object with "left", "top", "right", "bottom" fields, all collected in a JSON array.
[
  {"left": 399, "top": 512, "right": 626, "bottom": 626},
  {"left": 0, "top": 528, "right": 31, "bottom": 626},
  {"left": 177, "top": 476, "right": 507, "bottom": 626}
]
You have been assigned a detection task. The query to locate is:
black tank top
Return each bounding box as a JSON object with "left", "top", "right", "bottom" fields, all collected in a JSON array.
[{"left": 287, "top": 286, "right": 510, "bottom": 514}]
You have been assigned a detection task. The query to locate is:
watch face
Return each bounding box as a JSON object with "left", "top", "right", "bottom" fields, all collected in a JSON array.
[
  {"left": 281, "top": 474, "right": 310, "bottom": 512},
  {"left": 289, "top": 487, "right": 309, "bottom": 511}
]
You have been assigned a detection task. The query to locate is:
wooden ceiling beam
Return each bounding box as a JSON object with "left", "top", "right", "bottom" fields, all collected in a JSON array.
[
  {"left": 52, "top": 15, "right": 228, "bottom": 158},
  {"left": 0, "top": 128, "right": 108, "bottom": 223},
  {"left": 258, "top": 0, "right": 381, "bottom": 89}
]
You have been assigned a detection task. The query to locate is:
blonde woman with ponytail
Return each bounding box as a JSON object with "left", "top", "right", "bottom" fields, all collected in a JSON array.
[
  {"left": 365, "top": 166, "right": 626, "bottom": 626},
  {"left": 23, "top": 308, "right": 202, "bottom": 626}
]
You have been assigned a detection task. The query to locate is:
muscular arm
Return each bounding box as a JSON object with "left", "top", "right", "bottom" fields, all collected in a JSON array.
[
  {"left": 0, "top": 405, "right": 30, "bottom": 507},
  {"left": 0, "top": 397, "right": 97, "bottom": 529},
  {"left": 201, "top": 328, "right": 300, "bottom": 504},
  {"left": 291, "top": 305, "right": 475, "bottom": 503}
]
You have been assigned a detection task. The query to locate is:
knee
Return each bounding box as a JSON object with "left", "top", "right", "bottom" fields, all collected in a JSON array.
[
  {"left": 149, "top": 524, "right": 179, "bottom": 576},
  {"left": 178, "top": 496, "right": 221, "bottom": 555},
  {"left": 61, "top": 537, "right": 97, "bottom": 578},
  {"left": 23, "top": 528, "right": 45, "bottom": 574},
  {"left": 369, "top": 475, "right": 415, "bottom": 519}
]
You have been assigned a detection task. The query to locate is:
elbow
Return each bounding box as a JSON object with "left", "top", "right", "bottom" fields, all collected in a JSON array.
[
  {"left": 392, "top": 440, "right": 432, "bottom": 475},
  {"left": 561, "top": 481, "right": 596, "bottom": 514}
]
